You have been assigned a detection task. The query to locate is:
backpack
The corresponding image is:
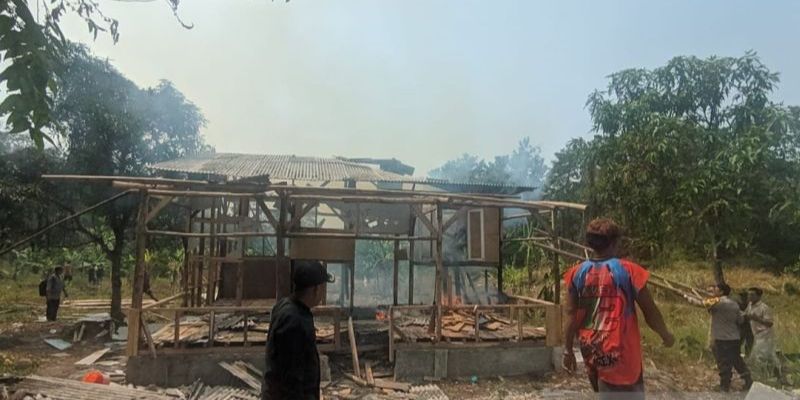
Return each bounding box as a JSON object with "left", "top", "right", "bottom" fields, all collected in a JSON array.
[{"left": 38, "top": 278, "right": 48, "bottom": 297}]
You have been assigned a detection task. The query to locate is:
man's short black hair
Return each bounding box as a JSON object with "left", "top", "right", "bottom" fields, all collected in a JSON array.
[
  {"left": 748, "top": 287, "right": 763, "bottom": 296},
  {"left": 54, "top": 266, "right": 64, "bottom": 273},
  {"left": 717, "top": 283, "right": 732, "bottom": 296}
]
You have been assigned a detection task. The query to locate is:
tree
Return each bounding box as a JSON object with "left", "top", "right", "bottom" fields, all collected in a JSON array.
[
  {"left": 545, "top": 53, "right": 800, "bottom": 266},
  {"left": 429, "top": 138, "right": 547, "bottom": 195},
  {"left": 51, "top": 44, "right": 206, "bottom": 320},
  {"left": 0, "top": 0, "right": 189, "bottom": 148}
]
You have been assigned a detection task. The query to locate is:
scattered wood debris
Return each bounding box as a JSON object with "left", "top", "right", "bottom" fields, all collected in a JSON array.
[
  {"left": 11, "top": 375, "right": 169, "bottom": 400},
  {"left": 218, "top": 361, "right": 261, "bottom": 392},
  {"left": 74, "top": 347, "right": 111, "bottom": 366}
]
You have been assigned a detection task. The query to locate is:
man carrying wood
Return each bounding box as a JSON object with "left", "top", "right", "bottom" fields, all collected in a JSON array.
[
  {"left": 688, "top": 283, "right": 753, "bottom": 391},
  {"left": 45, "top": 266, "right": 68, "bottom": 321},
  {"left": 262, "top": 260, "right": 333, "bottom": 400},
  {"left": 563, "top": 218, "right": 674, "bottom": 400}
]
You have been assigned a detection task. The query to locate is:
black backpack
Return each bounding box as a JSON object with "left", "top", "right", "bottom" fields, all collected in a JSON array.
[{"left": 38, "top": 278, "right": 47, "bottom": 297}]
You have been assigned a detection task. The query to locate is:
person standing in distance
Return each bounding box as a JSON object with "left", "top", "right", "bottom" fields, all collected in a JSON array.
[
  {"left": 262, "top": 260, "right": 334, "bottom": 400},
  {"left": 563, "top": 218, "right": 674, "bottom": 400},
  {"left": 45, "top": 265, "right": 69, "bottom": 321}
]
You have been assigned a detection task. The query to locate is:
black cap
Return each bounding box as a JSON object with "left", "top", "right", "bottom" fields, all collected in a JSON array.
[{"left": 292, "top": 260, "right": 334, "bottom": 290}]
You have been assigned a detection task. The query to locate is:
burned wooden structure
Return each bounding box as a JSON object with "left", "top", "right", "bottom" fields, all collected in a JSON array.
[{"left": 44, "top": 162, "right": 586, "bottom": 364}]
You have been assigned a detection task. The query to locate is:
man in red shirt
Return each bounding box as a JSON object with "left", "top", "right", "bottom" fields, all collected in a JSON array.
[{"left": 563, "top": 218, "right": 674, "bottom": 399}]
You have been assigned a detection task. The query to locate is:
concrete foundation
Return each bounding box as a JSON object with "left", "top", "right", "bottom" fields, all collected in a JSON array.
[
  {"left": 126, "top": 349, "right": 330, "bottom": 387},
  {"left": 394, "top": 343, "right": 553, "bottom": 382}
]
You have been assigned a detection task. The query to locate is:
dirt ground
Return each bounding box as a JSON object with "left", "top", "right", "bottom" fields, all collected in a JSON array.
[{"left": 0, "top": 316, "right": 750, "bottom": 400}]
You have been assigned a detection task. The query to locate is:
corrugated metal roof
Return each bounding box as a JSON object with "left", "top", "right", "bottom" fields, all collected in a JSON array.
[
  {"left": 150, "top": 153, "right": 535, "bottom": 194},
  {"left": 150, "top": 153, "right": 407, "bottom": 182}
]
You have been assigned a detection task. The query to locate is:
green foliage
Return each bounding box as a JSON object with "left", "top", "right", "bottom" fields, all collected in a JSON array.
[
  {"left": 545, "top": 53, "right": 800, "bottom": 263},
  {"left": 0, "top": 0, "right": 193, "bottom": 148}
]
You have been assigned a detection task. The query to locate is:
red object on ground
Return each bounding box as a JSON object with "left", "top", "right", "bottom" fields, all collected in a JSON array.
[{"left": 81, "top": 370, "right": 110, "bottom": 385}]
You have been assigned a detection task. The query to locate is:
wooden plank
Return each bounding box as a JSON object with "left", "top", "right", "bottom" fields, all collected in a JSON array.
[
  {"left": 374, "top": 379, "right": 411, "bottom": 392},
  {"left": 545, "top": 304, "right": 563, "bottom": 347},
  {"left": 140, "top": 315, "right": 157, "bottom": 359},
  {"left": 142, "top": 291, "right": 188, "bottom": 310},
  {"left": 219, "top": 361, "right": 261, "bottom": 391},
  {"left": 74, "top": 347, "right": 111, "bottom": 366},
  {"left": 441, "top": 206, "right": 469, "bottom": 233},
  {"left": 347, "top": 317, "right": 361, "bottom": 377},
  {"left": 128, "top": 189, "right": 149, "bottom": 357},
  {"left": 365, "top": 362, "right": 375, "bottom": 385}
]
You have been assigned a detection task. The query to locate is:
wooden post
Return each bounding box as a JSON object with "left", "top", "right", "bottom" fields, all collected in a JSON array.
[
  {"left": 196, "top": 208, "right": 206, "bottom": 307},
  {"left": 206, "top": 198, "right": 218, "bottom": 306},
  {"left": 127, "top": 189, "right": 149, "bottom": 357},
  {"left": 181, "top": 210, "right": 191, "bottom": 307},
  {"left": 498, "top": 207, "right": 504, "bottom": 294},
  {"left": 473, "top": 307, "right": 480, "bottom": 342},
  {"left": 276, "top": 193, "right": 288, "bottom": 299},
  {"left": 236, "top": 198, "right": 247, "bottom": 306},
  {"left": 408, "top": 241, "right": 415, "bottom": 305},
  {"left": 173, "top": 311, "right": 181, "bottom": 348},
  {"left": 333, "top": 314, "right": 341, "bottom": 351},
  {"left": 349, "top": 262, "right": 355, "bottom": 312},
  {"left": 408, "top": 211, "right": 416, "bottom": 305},
  {"left": 392, "top": 239, "right": 399, "bottom": 306},
  {"left": 347, "top": 317, "right": 360, "bottom": 376},
  {"left": 206, "top": 310, "right": 216, "bottom": 348},
  {"left": 433, "top": 203, "right": 444, "bottom": 342},
  {"left": 242, "top": 312, "right": 249, "bottom": 347},
  {"left": 388, "top": 306, "right": 394, "bottom": 362},
  {"left": 140, "top": 315, "right": 157, "bottom": 359},
  {"left": 551, "top": 209, "right": 560, "bottom": 304},
  {"left": 545, "top": 304, "right": 564, "bottom": 347},
  {"left": 517, "top": 306, "right": 523, "bottom": 342}
]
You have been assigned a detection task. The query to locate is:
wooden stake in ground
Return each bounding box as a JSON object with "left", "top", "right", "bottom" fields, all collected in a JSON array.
[{"left": 347, "top": 317, "right": 361, "bottom": 377}]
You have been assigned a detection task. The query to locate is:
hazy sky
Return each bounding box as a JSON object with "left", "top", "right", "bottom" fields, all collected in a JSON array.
[{"left": 60, "top": 1, "right": 800, "bottom": 175}]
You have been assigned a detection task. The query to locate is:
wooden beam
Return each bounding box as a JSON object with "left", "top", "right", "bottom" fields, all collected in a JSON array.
[
  {"left": 145, "top": 196, "right": 174, "bottom": 224},
  {"left": 441, "top": 206, "right": 469, "bottom": 233},
  {"left": 142, "top": 291, "right": 187, "bottom": 310},
  {"left": 393, "top": 240, "right": 399, "bottom": 306},
  {"left": 146, "top": 230, "right": 276, "bottom": 238},
  {"left": 284, "top": 232, "right": 435, "bottom": 241},
  {"left": 411, "top": 204, "right": 438, "bottom": 236},
  {"left": 275, "top": 193, "right": 288, "bottom": 299},
  {"left": 288, "top": 201, "right": 318, "bottom": 230},
  {"left": 256, "top": 198, "right": 280, "bottom": 231}
]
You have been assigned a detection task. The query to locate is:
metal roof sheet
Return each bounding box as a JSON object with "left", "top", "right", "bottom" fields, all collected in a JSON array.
[
  {"left": 150, "top": 153, "right": 535, "bottom": 194},
  {"left": 150, "top": 153, "right": 407, "bottom": 182}
]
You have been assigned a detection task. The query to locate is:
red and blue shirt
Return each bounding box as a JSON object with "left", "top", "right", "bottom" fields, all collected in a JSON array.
[{"left": 564, "top": 258, "right": 649, "bottom": 385}]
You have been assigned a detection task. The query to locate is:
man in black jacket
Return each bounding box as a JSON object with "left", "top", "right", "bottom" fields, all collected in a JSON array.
[{"left": 262, "top": 260, "right": 333, "bottom": 400}]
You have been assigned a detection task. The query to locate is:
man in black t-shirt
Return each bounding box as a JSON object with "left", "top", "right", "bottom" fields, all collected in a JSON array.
[{"left": 262, "top": 261, "right": 333, "bottom": 400}]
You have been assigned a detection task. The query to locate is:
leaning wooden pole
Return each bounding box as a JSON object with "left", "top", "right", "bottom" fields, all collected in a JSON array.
[
  {"left": 0, "top": 190, "right": 133, "bottom": 257},
  {"left": 127, "top": 189, "right": 149, "bottom": 357}
]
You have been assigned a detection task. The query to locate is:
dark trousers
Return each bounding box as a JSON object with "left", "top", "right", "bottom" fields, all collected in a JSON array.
[
  {"left": 713, "top": 339, "right": 751, "bottom": 391},
  {"left": 588, "top": 370, "right": 645, "bottom": 400},
  {"left": 46, "top": 299, "right": 60, "bottom": 321}
]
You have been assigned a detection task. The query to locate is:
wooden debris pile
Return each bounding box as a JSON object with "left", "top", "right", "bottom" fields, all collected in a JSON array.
[
  {"left": 396, "top": 309, "right": 546, "bottom": 342},
  {"left": 7, "top": 375, "right": 169, "bottom": 400},
  {"left": 150, "top": 314, "right": 336, "bottom": 347}
]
